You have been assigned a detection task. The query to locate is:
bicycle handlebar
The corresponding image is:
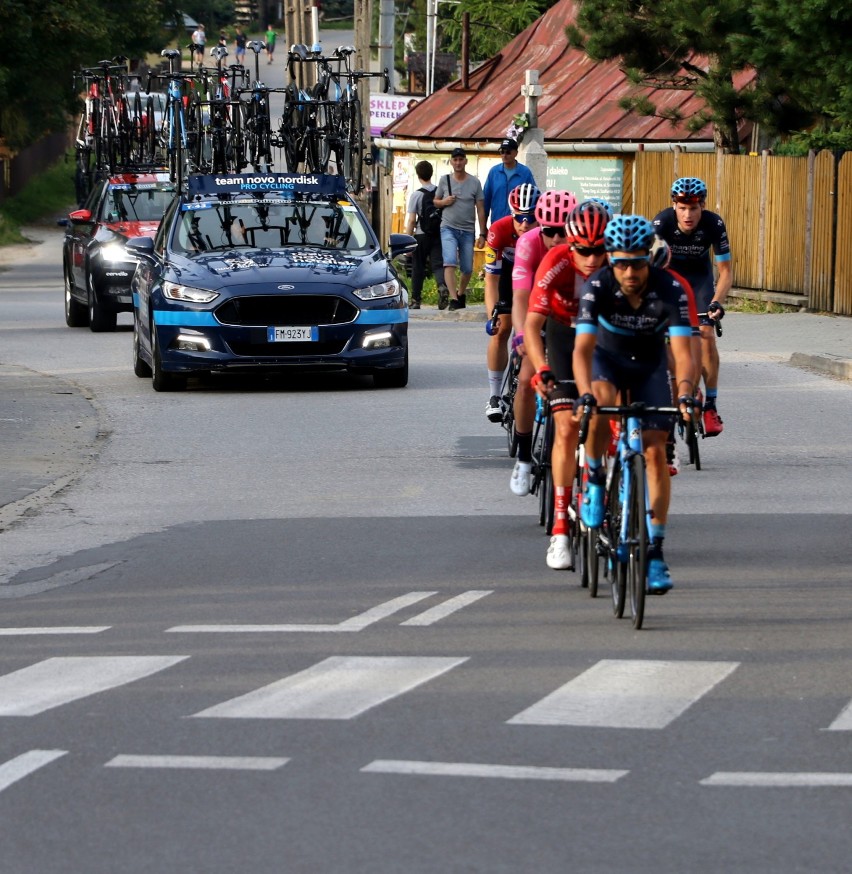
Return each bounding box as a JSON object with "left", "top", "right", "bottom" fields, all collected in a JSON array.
[
  {"left": 577, "top": 402, "right": 680, "bottom": 445},
  {"left": 697, "top": 312, "right": 723, "bottom": 337}
]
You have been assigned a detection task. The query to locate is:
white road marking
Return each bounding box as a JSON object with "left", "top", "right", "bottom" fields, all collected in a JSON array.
[
  {"left": 701, "top": 772, "right": 852, "bottom": 788},
  {"left": 400, "top": 590, "right": 493, "bottom": 626},
  {"left": 104, "top": 755, "right": 289, "bottom": 771},
  {"left": 192, "top": 655, "right": 467, "bottom": 720},
  {"left": 361, "top": 760, "right": 628, "bottom": 783},
  {"left": 0, "top": 627, "right": 110, "bottom": 635},
  {"left": 507, "top": 659, "right": 740, "bottom": 729},
  {"left": 0, "top": 750, "right": 67, "bottom": 794},
  {"left": 166, "top": 591, "right": 437, "bottom": 633},
  {"left": 826, "top": 700, "right": 852, "bottom": 731},
  {"left": 0, "top": 656, "right": 189, "bottom": 716}
]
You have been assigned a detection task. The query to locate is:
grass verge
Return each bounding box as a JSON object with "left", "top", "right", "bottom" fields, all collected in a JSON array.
[{"left": 0, "top": 152, "right": 76, "bottom": 246}]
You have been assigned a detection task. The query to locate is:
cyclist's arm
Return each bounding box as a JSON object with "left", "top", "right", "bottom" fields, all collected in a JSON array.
[
  {"left": 713, "top": 257, "right": 732, "bottom": 305},
  {"left": 670, "top": 334, "right": 695, "bottom": 416}
]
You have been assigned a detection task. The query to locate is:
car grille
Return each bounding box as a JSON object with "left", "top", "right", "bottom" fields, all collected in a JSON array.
[
  {"left": 227, "top": 339, "right": 349, "bottom": 357},
  {"left": 215, "top": 294, "right": 358, "bottom": 326}
]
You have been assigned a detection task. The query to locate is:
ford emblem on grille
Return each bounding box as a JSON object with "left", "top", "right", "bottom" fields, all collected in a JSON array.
[{"left": 277, "top": 284, "right": 295, "bottom": 290}]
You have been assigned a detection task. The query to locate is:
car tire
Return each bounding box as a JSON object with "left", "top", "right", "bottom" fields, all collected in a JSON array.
[
  {"left": 64, "top": 267, "right": 89, "bottom": 328},
  {"left": 133, "top": 318, "right": 152, "bottom": 378},
  {"left": 88, "top": 277, "right": 117, "bottom": 332},
  {"left": 151, "top": 324, "right": 186, "bottom": 392},
  {"left": 373, "top": 348, "right": 409, "bottom": 388}
]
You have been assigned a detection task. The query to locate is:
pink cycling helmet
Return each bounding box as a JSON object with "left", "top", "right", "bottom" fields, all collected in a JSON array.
[{"left": 535, "top": 190, "right": 578, "bottom": 227}]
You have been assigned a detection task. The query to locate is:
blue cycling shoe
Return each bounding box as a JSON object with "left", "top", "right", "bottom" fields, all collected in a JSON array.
[
  {"left": 647, "top": 558, "right": 673, "bottom": 594},
  {"left": 581, "top": 482, "right": 605, "bottom": 528}
]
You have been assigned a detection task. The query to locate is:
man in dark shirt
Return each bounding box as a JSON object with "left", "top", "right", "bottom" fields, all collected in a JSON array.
[
  {"left": 653, "top": 177, "right": 730, "bottom": 435},
  {"left": 573, "top": 215, "right": 694, "bottom": 593}
]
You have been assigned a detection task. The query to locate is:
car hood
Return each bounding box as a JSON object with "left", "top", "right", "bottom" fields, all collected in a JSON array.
[{"left": 167, "top": 247, "right": 389, "bottom": 291}]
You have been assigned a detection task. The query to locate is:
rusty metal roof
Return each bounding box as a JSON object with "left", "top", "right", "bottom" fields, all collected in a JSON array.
[{"left": 383, "top": 0, "right": 753, "bottom": 145}]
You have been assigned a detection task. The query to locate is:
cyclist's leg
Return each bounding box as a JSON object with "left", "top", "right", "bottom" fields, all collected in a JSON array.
[
  {"left": 695, "top": 281, "right": 723, "bottom": 434},
  {"left": 635, "top": 359, "right": 676, "bottom": 592},
  {"left": 486, "top": 270, "right": 513, "bottom": 419},
  {"left": 510, "top": 354, "right": 537, "bottom": 495}
]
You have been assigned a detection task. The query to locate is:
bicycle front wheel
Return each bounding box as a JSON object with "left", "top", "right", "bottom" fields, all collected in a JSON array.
[
  {"left": 608, "top": 460, "right": 627, "bottom": 618},
  {"left": 627, "top": 453, "right": 649, "bottom": 629}
]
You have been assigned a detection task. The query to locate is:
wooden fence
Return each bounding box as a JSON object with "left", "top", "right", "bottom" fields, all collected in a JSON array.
[{"left": 633, "top": 149, "right": 852, "bottom": 316}]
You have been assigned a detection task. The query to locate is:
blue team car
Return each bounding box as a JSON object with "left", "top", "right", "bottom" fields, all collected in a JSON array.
[{"left": 127, "top": 173, "right": 415, "bottom": 391}]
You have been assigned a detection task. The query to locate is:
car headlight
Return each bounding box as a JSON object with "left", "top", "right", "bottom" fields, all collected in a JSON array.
[
  {"left": 100, "top": 242, "right": 133, "bottom": 263},
  {"left": 162, "top": 281, "right": 219, "bottom": 303},
  {"left": 353, "top": 279, "right": 400, "bottom": 301}
]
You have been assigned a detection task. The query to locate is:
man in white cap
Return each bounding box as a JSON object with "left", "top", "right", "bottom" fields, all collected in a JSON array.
[{"left": 483, "top": 138, "right": 536, "bottom": 225}]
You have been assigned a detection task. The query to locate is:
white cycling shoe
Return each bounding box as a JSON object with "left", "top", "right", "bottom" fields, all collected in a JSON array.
[
  {"left": 546, "top": 535, "right": 573, "bottom": 570},
  {"left": 509, "top": 460, "right": 532, "bottom": 496}
]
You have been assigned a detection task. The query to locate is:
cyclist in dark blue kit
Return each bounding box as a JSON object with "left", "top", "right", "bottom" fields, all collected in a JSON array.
[
  {"left": 573, "top": 215, "right": 695, "bottom": 593},
  {"left": 653, "top": 177, "right": 730, "bottom": 436}
]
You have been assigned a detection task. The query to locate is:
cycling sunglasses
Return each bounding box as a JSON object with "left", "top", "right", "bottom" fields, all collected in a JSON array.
[
  {"left": 541, "top": 226, "right": 567, "bottom": 238},
  {"left": 512, "top": 213, "right": 535, "bottom": 225},
  {"left": 673, "top": 195, "right": 703, "bottom": 205},
  {"left": 610, "top": 255, "right": 650, "bottom": 268},
  {"left": 573, "top": 244, "right": 606, "bottom": 256}
]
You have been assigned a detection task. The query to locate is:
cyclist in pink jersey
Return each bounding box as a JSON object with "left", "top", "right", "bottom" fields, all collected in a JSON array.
[
  {"left": 508, "top": 190, "right": 578, "bottom": 497},
  {"left": 483, "top": 183, "right": 540, "bottom": 422}
]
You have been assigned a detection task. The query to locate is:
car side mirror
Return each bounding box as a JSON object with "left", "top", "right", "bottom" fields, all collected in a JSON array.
[
  {"left": 126, "top": 236, "right": 155, "bottom": 258},
  {"left": 388, "top": 233, "right": 417, "bottom": 260},
  {"left": 68, "top": 208, "right": 93, "bottom": 223}
]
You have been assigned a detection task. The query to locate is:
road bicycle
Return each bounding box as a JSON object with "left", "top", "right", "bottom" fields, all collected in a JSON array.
[
  {"left": 498, "top": 344, "right": 522, "bottom": 457},
  {"left": 679, "top": 313, "right": 723, "bottom": 469},
  {"left": 530, "top": 394, "right": 554, "bottom": 535},
  {"left": 579, "top": 399, "right": 679, "bottom": 629}
]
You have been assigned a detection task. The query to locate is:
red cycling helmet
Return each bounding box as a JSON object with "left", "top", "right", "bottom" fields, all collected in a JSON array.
[
  {"left": 534, "top": 190, "right": 578, "bottom": 227},
  {"left": 567, "top": 201, "right": 610, "bottom": 247}
]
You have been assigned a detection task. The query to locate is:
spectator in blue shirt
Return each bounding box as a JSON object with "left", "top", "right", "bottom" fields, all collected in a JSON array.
[{"left": 483, "top": 138, "right": 536, "bottom": 225}]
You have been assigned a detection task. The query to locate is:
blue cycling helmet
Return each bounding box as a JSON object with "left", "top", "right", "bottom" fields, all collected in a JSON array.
[
  {"left": 603, "top": 215, "right": 656, "bottom": 253},
  {"left": 583, "top": 197, "right": 614, "bottom": 219},
  {"left": 671, "top": 177, "right": 707, "bottom": 201}
]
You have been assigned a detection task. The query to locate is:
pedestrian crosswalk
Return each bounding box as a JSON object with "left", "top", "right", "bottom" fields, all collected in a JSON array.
[{"left": 0, "top": 654, "right": 849, "bottom": 733}]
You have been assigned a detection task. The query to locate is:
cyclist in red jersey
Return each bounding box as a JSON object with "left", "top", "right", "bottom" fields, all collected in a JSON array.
[
  {"left": 508, "top": 190, "right": 578, "bottom": 497},
  {"left": 526, "top": 201, "right": 610, "bottom": 569},
  {"left": 483, "top": 184, "right": 541, "bottom": 422}
]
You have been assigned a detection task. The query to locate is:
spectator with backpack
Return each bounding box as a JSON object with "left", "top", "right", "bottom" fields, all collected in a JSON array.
[{"left": 404, "top": 161, "right": 449, "bottom": 309}]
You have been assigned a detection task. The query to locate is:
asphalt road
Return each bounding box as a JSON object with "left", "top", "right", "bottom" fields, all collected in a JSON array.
[{"left": 0, "top": 228, "right": 851, "bottom": 872}]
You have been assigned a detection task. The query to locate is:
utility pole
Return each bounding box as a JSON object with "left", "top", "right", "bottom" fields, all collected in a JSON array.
[
  {"left": 519, "top": 69, "right": 547, "bottom": 189},
  {"left": 378, "top": 0, "right": 395, "bottom": 94}
]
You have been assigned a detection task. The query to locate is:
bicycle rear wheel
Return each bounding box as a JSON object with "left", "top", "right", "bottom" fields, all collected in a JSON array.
[
  {"left": 627, "top": 453, "right": 649, "bottom": 629},
  {"left": 688, "top": 417, "right": 701, "bottom": 470}
]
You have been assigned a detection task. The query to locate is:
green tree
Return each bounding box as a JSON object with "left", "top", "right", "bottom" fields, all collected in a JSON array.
[
  {"left": 566, "top": 0, "right": 753, "bottom": 152},
  {"left": 0, "top": 0, "right": 180, "bottom": 150},
  {"left": 748, "top": 0, "right": 852, "bottom": 152}
]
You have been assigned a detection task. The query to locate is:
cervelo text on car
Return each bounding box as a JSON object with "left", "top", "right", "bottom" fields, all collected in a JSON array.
[
  {"left": 63, "top": 172, "right": 174, "bottom": 332},
  {"left": 127, "top": 172, "right": 416, "bottom": 391}
]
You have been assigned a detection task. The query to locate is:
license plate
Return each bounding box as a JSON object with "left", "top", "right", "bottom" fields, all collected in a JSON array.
[{"left": 267, "top": 326, "right": 318, "bottom": 342}]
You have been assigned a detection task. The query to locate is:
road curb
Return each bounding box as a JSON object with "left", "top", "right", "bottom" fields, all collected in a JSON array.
[{"left": 789, "top": 352, "right": 852, "bottom": 381}]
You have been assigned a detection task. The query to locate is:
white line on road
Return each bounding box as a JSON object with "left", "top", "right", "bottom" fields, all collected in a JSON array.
[
  {"left": 701, "top": 772, "right": 852, "bottom": 788},
  {"left": 192, "top": 655, "right": 467, "bottom": 720},
  {"left": 400, "top": 590, "right": 493, "bottom": 626},
  {"left": 166, "top": 591, "right": 437, "bottom": 633},
  {"left": 507, "top": 659, "right": 740, "bottom": 729},
  {"left": 0, "top": 750, "right": 67, "bottom": 794},
  {"left": 0, "top": 627, "right": 110, "bottom": 635},
  {"left": 104, "top": 755, "right": 289, "bottom": 771},
  {"left": 826, "top": 700, "right": 852, "bottom": 731},
  {"left": 361, "top": 760, "right": 628, "bottom": 783},
  {"left": 0, "top": 656, "right": 189, "bottom": 716}
]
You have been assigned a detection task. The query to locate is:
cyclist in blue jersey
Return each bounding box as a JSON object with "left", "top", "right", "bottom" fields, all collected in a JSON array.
[
  {"left": 573, "top": 215, "right": 695, "bottom": 593},
  {"left": 653, "top": 177, "right": 730, "bottom": 436}
]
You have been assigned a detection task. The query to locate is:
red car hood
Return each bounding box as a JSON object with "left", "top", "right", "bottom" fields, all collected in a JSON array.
[{"left": 105, "top": 220, "right": 160, "bottom": 238}]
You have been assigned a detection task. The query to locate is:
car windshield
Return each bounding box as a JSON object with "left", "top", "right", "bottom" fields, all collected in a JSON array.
[
  {"left": 102, "top": 186, "right": 173, "bottom": 223},
  {"left": 172, "top": 199, "right": 374, "bottom": 254}
]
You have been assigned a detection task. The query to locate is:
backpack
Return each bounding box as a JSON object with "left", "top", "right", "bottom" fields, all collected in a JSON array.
[{"left": 417, "top": 186, "right": 442, "bottom": 236}]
